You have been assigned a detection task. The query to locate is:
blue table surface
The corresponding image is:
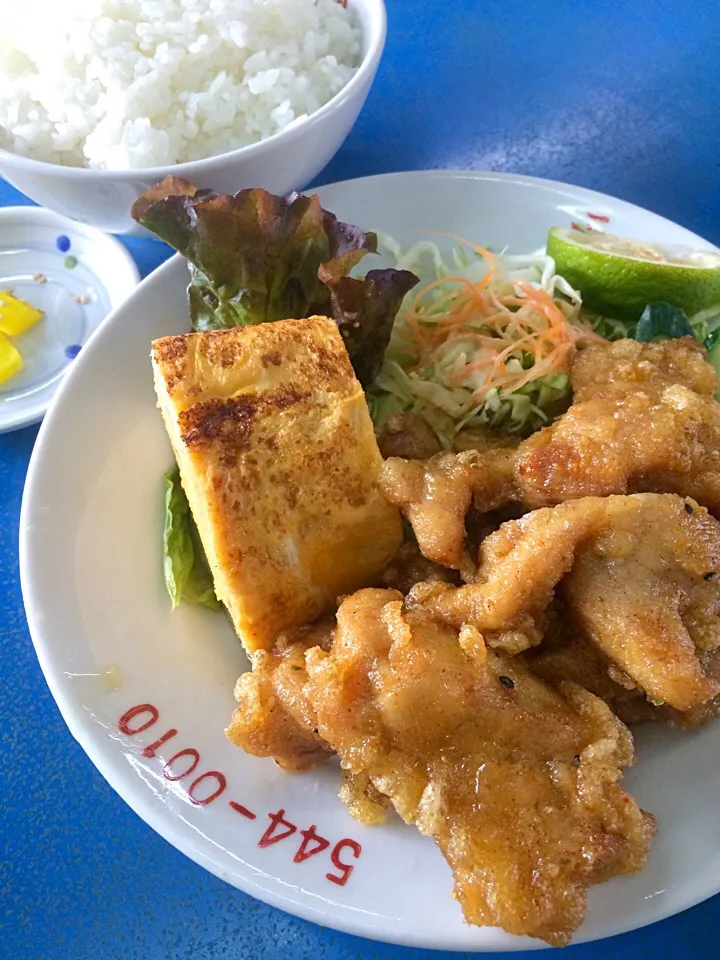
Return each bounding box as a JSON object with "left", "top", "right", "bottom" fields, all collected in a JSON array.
[{"left": 2, "top": 2, "right": 720, "bottom": 958}]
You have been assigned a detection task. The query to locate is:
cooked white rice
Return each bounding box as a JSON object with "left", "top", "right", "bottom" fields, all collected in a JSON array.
[{"left": 0, "top": 0, "right": 361, "bottom": 170}]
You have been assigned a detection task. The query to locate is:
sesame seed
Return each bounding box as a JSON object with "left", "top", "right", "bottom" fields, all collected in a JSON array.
[
  {"left": 499, "top": 675, "right": 514, "bottom": 689},
  {"left": 685, "top": 502, "right": 694, "bottom": 514}
]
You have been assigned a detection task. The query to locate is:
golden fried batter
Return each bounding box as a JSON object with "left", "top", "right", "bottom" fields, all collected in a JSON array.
[
  {"left": 379, "top": 449, "right": 517, "bottom": 569},
  {"left": 428, "top": 494, "right": 720, "bottom": 712},
  {"left": 381, "top": 541, "right": 461, "bottom": 594},
  {"left": 527, "top": 624, "right": 645, "bottom": 710},
  {"left": 529, "top": 630, "right": 720, "bottom": 729},
  {"left": 518, "top": 338, "right": 720, "bottom": 510},
  {"left": 419, "top": 494, "right": 600, "bottom": 653},
  {"left": 305, "top": 589, "right": 654, "bottom": 946},
  {"left": 382, "top": 340, "right": 720, "bottom": 564},
  {"left": 571, "top": 336, "right": 717, "bottom": 402},
  {"left": 226, "top": 620, "right": 334, "bottom": 771},
  {"left": 564, "top": 496, "right": 720, "bottom": 711},
  {"left": 339, "top": 770, "right": 390, "bottom": 825}
]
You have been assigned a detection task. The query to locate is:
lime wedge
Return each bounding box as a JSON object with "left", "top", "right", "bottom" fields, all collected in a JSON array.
[{"left": 547, "top": 227, "right": 720, "bottom": 322}]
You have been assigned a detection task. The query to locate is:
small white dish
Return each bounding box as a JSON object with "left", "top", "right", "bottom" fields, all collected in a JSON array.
[
  {"left": 19, "top": 171, "right": 720, "bottom": 950},
  {"left": 0, "top": 206, "right": 139, "bottom": 432}
]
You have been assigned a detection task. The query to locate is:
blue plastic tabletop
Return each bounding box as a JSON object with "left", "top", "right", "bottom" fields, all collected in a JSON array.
[{"left": 2, "top": 2, "right": 720, "bottom": 958}]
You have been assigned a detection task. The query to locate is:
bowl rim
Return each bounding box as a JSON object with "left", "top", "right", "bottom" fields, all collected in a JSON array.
[{"left": 0, "top": 0, "right": 386, "bottom": 181}]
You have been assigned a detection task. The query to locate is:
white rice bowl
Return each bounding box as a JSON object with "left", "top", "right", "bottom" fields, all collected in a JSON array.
[{"left": 0, "top": 0, "right": 361, "bottom": 171}]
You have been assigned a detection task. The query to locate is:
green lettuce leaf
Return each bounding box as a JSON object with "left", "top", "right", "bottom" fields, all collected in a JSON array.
[
  {"left": 132, "top": 177, "right": 418, "bottom": 386},
  {"left": 704, "top": 327, "right": 720, "bottom": 383},
  {"left": 633, "top": 301, "right": 694, "bottom": 342},
  {"left": 163, "top": 468, "right": 220, "bottom": 611}
]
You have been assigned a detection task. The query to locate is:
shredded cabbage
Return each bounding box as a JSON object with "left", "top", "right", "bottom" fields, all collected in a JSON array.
[{"left": 368, "top": 237, "right": 585, "bottom": 447}]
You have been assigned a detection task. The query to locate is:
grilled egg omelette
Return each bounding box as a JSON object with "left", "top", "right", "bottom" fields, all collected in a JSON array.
[{"left": 152, "top": 316, "right": 403, "bottom": 652}]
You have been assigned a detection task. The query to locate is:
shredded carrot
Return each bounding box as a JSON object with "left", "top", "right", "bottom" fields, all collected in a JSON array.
[{"left": 394, "top": 236, "right": 602, "bottom": 401}]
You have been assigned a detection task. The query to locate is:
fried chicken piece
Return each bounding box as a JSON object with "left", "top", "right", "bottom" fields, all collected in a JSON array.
[
  {"left": 571, "top": 336, "right": 717, "bottom": 402},
  {"left": 381, "top": 541, "right": 461, "bottom": 594},
  {"left": 518, "top": 338, "right": 720, "bottom": 511},
  {"left": 428, "top": 494, "right": 720, "bottom": 711},
  {"left": 528, "top": 627, "right": 651, "bottom": 718},
  {"left": 421, "top": 493, "right": 600, "bottom": 653},
  {"left": 226, "top": 620, "right": 334, "bottom": 771},
  {"left": 643, "top": 647, "right": 720, "bottom": 727},
  {"left": 305, "top": 589, "right": 654, "bottom": 946},
  {"left": 564, "top": 497, "right": 720, "bottom": 711},
  {"left": 339, "top": 770, "right": 390, "bottom": 825},
  {"left": 375, "top": 412, "right": 443, "bottom": 460},
  {"left": 530, "top": 631, "right": 720, "bottom": 729},
  {"left": 379, "top": 449, "right": 517, "bottom": 569},
  {"left": 383, "top": 340, "right": 720, "bottom": 564},
  {"left": 463, "top": 503, "right": 527, "bottom": 577}
]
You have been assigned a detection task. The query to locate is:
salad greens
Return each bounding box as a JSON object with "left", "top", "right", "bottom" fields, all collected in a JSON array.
[
  {"left": 163, "top": 468, "right": 219, "bottom": 611},
  {"left": 706, "top": 328, "right": 720, "bottom": 379},
  {"left": 593, "top": 300, "right": 720, "bottom": 345},
  {"left": 633, "top": 301, "right": 695, "bottom": 342},
  {"left": 369, "top": 358, "right": 571, "bottom": 442},
  {"left": 367, "top": 238, "right": 590, "bottom": 446},
  {"left": 368, "top": 234, "right": 720, "bottom": 447},
  {"left": 132, "top": 177, "right": 419, "bottom": 387},
  {"left": 626, "top": 301, "right": 720, "bottom": 379}
]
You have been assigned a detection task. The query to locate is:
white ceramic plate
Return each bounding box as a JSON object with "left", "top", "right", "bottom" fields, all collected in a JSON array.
[
  {"left": 20, "top": 171, "right": 720, "bottom": 951},
  {"left": 0, "top": 206, "right": 139, "bottom": 432}
]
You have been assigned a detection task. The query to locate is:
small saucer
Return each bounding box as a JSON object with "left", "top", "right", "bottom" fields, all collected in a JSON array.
[{"left": 0, "top": 206, "right": 140, "bottom": 433}]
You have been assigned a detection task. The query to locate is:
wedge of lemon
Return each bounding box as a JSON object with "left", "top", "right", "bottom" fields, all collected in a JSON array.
[{"left": 547, "top": 227, "right": 720, "bottom": 322}]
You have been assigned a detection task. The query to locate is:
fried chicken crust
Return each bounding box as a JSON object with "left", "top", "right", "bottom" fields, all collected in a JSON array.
[
  {"left": 427, "top": 494, "right": 720, "bottom": 712},
  {"left": 226, "top": 620, "right": 334, "bottom": 771},
  {"left": 379, "top": 449, "right": 517, "bottom": 569},
  {"left": 571, "top": 336, "right": 717, "bottom": 402},
  {"left": 305, "top": 589, "right": 654, "bottom": 946},
  {"left": 380, "top": 339, "right": 720, "bottom": 566},
  {"left": 529, "top": 630, "right": 720, "bottom": 729},
  {"left": 380, "top": 541, "right": 461, "bottom": 594},
  {"left": 518, "top": 337, "right": 720, "bottom": 509}
]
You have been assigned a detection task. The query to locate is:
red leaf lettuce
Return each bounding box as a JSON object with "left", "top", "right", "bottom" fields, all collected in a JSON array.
[{"left": 132, "top": 178, "right": 418, "bottom": 386}]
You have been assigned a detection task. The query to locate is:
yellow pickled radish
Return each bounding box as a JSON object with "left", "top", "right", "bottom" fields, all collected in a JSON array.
[
  {"left": 0, "top": 332, "right": 23, "bottom": 386},
  {"left": 0, "top": 289, "right": 44, "bottom": 336}
]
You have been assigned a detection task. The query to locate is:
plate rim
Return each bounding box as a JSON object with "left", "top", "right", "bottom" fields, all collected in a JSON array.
[
  {"left": 0, "top": 204, "right": 141, "bottom": 433},
  {"left": 18, "top": 168, "right": 720, "bottom": 952}
]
